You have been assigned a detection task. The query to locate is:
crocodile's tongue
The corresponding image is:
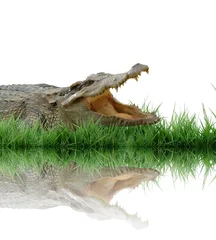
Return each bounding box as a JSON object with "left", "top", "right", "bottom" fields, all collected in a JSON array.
[{"left": 85, "top": 89, "right": 146, "bottom": 120}]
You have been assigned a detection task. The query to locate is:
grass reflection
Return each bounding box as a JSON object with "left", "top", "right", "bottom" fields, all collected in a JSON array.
[{"left": 0, "top": 148, "right": 215, "bottom": 183}]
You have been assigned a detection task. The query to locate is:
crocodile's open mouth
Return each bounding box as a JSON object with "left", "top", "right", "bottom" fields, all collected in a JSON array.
[
  {"left": 85, "top": 89, "right": 150, "bottom": 120},
  {"left": 84, "top": 89, "right": 159, "bottom": 126},
  {"left": 86, "top": 168, "right": 160, "bottom": 204},
  {"left": 63, "top": 63, "right": 160, "bottom": 126}
]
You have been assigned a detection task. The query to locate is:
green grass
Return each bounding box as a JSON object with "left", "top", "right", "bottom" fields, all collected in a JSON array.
[{"left": 0, "top": 106, "right": 216, "bottom": 150}]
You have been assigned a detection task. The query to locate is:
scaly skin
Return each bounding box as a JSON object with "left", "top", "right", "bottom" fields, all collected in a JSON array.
[
  {"left": 0, "top": 163, "right": 160, "bottom": 229},
  {"left": 0, "top": 64, "right": 160, "bottom": 128}
]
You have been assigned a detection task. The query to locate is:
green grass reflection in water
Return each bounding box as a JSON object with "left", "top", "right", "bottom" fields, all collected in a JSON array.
[
  {"left": 0, "top": 148, "right": 215, "bottom": 186},
  {"left": 0, "top": 149, "right": 215, "bottom": 229}
]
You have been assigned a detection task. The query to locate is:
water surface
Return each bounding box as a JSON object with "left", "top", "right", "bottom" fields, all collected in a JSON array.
[{"left": 0, "top": 149, "right": 215, "bottom": 240}]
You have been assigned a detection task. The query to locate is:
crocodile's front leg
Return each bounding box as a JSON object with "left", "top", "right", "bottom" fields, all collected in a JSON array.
[{"left": 21, "top": 94, "right": 59, "bottom": 128}]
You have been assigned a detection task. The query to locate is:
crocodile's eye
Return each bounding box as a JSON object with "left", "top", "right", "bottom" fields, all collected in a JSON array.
[
  {"left": 70, "top": 80, "right": 94, "bottom": 93},
  {"left": 84, "top": 80, "right": 94, "bottom": 87}
]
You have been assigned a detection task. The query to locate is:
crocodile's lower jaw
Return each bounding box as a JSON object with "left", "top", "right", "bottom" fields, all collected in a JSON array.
[{"left": 84, "top": 89, "right": 160, "bottom": 125}]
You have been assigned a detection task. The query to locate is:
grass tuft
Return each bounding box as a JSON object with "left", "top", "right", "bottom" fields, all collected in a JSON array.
[{"left": 0, "top": 104, "right": 216, "bottom": 150}]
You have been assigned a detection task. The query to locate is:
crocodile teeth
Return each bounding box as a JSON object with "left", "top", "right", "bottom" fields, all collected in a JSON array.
[{"left": 115, "top": 87, "right": 118, "bottom": 92}]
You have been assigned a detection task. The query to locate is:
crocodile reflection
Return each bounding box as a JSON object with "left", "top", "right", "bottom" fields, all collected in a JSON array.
[{"left": 0, "top": 163, "right": 159, "bottom": 229}]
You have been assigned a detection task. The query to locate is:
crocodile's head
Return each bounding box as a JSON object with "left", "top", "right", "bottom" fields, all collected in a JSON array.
[{"left": 59, "top": 63, "right": 160, "bottom": 127}]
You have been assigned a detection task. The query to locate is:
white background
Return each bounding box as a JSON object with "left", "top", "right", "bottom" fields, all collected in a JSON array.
[
  {"left": 1, "top": 1, "right": 216, "bottom": 239},
  {"left": 1, "top": 0, "right": 216, "bottom": 119}
]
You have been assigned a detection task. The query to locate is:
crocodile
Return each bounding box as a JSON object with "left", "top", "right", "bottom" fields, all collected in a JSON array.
[
  {"left": 0, "top": 63, "right": 160, "bottom": 129},
  {"left": 0, "top": 162, "right": 160, "bottom": 229}
]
